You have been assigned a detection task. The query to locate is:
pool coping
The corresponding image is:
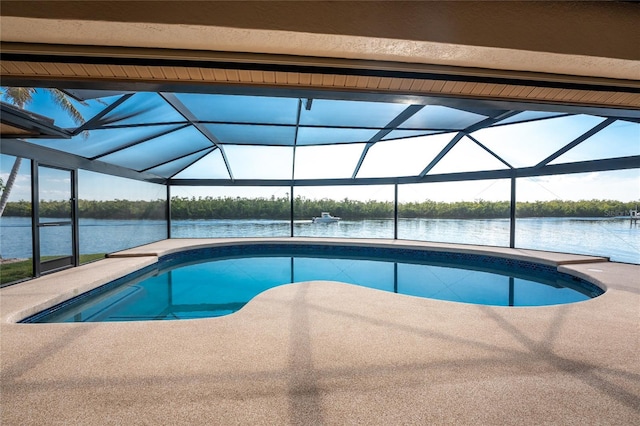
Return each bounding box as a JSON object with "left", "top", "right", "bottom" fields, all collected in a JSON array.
[
  {"left": 0, "top": 237, "right": 624, "bottom": 324},
  {"left": 107, "top": 237, "right": 612, "bottom": 267}
]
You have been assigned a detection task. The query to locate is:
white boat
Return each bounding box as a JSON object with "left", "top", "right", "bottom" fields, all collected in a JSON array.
[{"left": 312, "top": 212, "right": 341, "bottom": 223}]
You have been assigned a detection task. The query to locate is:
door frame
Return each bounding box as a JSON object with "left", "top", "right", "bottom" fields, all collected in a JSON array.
[{"left": 32, "top": 161, "right": 79, "bottom": 276}]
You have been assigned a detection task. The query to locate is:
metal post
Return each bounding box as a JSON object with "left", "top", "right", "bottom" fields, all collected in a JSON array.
[
  {"left": 290, "top": 184, "right": 294, "bottom": 237},
  {"left": 394, "top": 183, "right": 399, "bottom": 240},
  {"left": 510, "top": 176, "right": 516, "bottom": 248},
  {"left": 72, "top": 169, "right": 79, "bottom": 266},
  {"left": 166, "top": 184, "right": 172, "bottom": 239},
  {"left": 31, "top": 160, "right": 40, "bottom": 277}
]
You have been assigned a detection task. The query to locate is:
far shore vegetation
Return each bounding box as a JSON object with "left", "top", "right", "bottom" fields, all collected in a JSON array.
[{"left": 2, "top": 197, "right": 638, "bottom": 221}]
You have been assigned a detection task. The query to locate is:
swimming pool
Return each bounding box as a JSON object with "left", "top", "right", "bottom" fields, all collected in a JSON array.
[{"left": 22, "top": 244, "right": 604, "bottom": 323}]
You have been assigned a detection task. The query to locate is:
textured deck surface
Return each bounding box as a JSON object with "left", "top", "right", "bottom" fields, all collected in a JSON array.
[{"left": 2, "top": 239, "right": 638, "bottom": 425}]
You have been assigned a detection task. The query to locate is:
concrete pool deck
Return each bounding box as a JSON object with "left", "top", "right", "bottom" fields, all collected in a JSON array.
[{"left": 1, "top": 238, "right": 639, "bottom": 424}]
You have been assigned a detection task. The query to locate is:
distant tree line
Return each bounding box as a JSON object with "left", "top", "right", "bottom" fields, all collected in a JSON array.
[
  {"left": 3, "top": 197, "right": 637, "bottom": 220},
  {"left": 167, "top": 196, "right": 395, "bottom": 220},
  {"left": 3, "top": 199, "right": 166, "bottom": 219}
]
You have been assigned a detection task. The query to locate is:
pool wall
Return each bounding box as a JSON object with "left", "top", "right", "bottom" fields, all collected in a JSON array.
[
  {"left": 1, "top": 237, "right": 612, "bottom": 324},
  {"left": 19, "top": 242, "right": 605, "bottom": 323}
]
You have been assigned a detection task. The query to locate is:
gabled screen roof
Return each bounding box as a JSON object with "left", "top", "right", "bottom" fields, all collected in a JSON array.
[{"left": 5, "top": 88, "right": 639, "bottom": 184}]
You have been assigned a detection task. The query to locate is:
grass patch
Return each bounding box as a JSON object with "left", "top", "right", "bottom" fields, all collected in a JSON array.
[
  {"left": 79, "top": 253, "right": 107, "bottom": 264},
  {"left": 1, "top": 254, "right": 106, "bottom": 285},
  {"left": 0, "top": 259, "right": 33, "bottom": 285}
]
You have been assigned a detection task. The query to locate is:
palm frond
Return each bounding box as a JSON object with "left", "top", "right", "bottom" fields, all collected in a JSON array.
[
  {"left": 49, "top": 89, "right": 86, "bottom": 125},
  {"left": 2, "top": 87, "right": 36, "bottom": 108}
]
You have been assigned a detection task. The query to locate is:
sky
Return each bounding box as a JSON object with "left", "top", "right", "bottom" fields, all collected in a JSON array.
[{"left": 1, "top": 89, "right": 639, "bottom": 204}]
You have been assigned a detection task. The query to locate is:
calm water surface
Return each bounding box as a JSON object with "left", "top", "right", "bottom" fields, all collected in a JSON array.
[
  {"left": 33, "top": 252, "right": 599, "bottom": 322},
  {"left": 1, "top": 217, "right": 638, "bottom": 264}
]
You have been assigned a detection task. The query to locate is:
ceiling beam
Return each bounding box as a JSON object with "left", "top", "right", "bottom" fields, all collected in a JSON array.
[
  {"left": 90, "top": 124, "right": 190, "bottom": 161},
  {"left": 169, "top": 156, "right": 640, "bottom": 187},
  {"left": 159, "top": 92, "right": 235, "bottom": 181},
  {"left": 466, "top": 134, "right": 513, "bottom": 169},
  {"left": 291, "top": 99, "right": 303, "bottom": 181},
  {"left": 418, "top": 110, "right": 521, "bottom": 177},
  {"left": 72, "top": 93, "right": 134, "bottom": 134},
  {"left": 140, "top": 146, "right": 214, "bottom": 174},
  {"left": 418, "top": 132, "right": 465, "bottom": 177},
  {"left": 1, "top": 102, "right": 71, "bottom": 139},
  {"left": 533, "top": 118, "right": 617, "bottom": 168},
  {"left": 351, "top": 104, "right": 425, "bottom": 179},
  {"left": 1, "top": 138, "right": 166, "bottom": 183}
]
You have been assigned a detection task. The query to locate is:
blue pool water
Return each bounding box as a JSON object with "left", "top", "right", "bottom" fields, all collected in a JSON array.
[{"left": 23, "top": 244, "right": 603, "bottom": 323}]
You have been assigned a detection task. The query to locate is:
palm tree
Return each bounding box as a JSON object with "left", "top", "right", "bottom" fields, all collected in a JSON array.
[{"left": 0, "top": 87, "right": 85, "bottom": 217}]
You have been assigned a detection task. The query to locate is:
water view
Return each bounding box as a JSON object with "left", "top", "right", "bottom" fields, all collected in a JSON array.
[{"left": 1, "top": 216, "right": 638, "bottom": 264}]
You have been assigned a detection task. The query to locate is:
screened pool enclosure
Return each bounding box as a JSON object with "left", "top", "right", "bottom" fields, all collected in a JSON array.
[{"left": 1, "top": 86, "right": 639, "bottom": 283}]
